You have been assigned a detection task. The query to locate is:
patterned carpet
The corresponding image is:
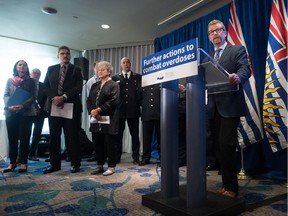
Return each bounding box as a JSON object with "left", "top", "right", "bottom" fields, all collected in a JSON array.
[{"left": 0, "top": 153, "right": 286, "bottom": 216}]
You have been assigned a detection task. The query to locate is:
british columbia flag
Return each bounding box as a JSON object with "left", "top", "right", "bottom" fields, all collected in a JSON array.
[
  {"left": 227, "top": 0, "right": 264, "bottom": 148},
  {"left": 263, "top": 0, "right": 287, "bottom": 152}
]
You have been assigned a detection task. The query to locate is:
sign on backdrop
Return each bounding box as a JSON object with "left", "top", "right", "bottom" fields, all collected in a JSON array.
[{"left": 142, "top": 38, "right": 198, "bottom": 87}]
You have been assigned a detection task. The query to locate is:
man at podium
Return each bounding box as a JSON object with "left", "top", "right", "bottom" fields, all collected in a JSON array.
[{"left": 206, "top": 20, "right": 251, "bottom": 198}]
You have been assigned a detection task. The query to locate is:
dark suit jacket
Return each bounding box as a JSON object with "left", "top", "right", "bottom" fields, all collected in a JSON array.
[
  {"left": 141, "top": 84, "right": 161, "bottom": 121},
  {"left": 111, "top": 72, "right": 141, "bottom": 118},
  {"left": 207, "top": 45, "right": 251, "bottom": 119},
  {"left": 36, "top": 82, "right": 48, "bottom": 117},
  {"left": 87, "top": 80, "right": 120, "bottom": 135},
  {"left": 44, "top": 63, "right": 83, "bottom": 114}
]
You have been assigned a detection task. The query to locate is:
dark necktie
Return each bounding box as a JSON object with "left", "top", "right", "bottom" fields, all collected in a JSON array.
[
  {"left": 214, "top": 48, "right": 222, "bottom": 64},
  {"left": 58, "top": 65, "right": 66, "bottom": 95},
  {"left": 125, "top": 73, "right": 128, "bottom": 80}
]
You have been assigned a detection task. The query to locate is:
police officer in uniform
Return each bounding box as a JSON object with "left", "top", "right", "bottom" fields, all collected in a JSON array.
[
  {"left": 112, "top": 57, "right": 141, "bottom": 164},
  {"left": 139, "top": 84, "right": 161, "bottom": 165}
]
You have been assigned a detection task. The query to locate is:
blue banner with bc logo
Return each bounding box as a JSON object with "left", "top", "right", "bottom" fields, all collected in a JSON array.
[{"left": 142, "top": 38, "right": 198, "bottom": 87}]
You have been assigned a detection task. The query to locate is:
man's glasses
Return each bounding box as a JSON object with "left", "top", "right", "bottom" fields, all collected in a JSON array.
[
  {"left": 208, "top": 28, "right": 224, "bottom": 36},
  {"left": 59, "top": 52, "right": 70, "bottom": 56}
]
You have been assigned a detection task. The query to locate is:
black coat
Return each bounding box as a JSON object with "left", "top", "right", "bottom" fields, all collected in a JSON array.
[
  {"left": 111, "top": 72, "right": 141, "bottom": 118},
  {"left": 36, "top": 82, "right": 48, "bottom": 117},
  {"left": 141, "top": 84, "right": 161, "bottom": 121},
  {"left": 87, "top": 79, "right": 120, "bottom": 135}
]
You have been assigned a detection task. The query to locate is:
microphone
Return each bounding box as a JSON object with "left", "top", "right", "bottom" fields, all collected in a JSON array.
[{"left": 198, "top": 47, "right": 214, "bottom": 62}]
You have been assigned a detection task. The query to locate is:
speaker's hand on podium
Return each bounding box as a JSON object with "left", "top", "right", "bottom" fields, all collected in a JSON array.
[{"left": 228, "top": 73, "right": 241, "bottom": 85}]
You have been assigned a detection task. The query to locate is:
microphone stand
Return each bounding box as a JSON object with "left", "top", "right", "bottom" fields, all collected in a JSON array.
[{"left": 237, "top": 147, "right": 252, "bottom": 180}]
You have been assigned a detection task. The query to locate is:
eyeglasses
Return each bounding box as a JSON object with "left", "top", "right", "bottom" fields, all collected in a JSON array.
[
  {"left": 208, "top": 28, "right": 224, "bottom": 36},
  {"left": 59, "top": 52, "right": 70, "bottom": 56}
]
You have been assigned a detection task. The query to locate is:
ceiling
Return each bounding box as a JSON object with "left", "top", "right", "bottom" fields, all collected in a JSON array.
[{"left": 0, "top": 0, "right": 231, "bottom": 51}]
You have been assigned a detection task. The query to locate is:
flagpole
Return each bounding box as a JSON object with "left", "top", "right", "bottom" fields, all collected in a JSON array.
[{"left": 237, "top": 147, "right": 252, "bottom": 180}]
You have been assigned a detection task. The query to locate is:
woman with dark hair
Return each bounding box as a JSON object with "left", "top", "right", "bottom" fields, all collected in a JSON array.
[
  {"left": 3, "top": 60, "right": 37, "bottom": 173},
  {"left": 87, "top": 61, "right": 120, "bottom": 176}
]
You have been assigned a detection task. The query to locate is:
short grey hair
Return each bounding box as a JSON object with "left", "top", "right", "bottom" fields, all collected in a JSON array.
[{"left": 97, "top": 61, "right": 113, "bottom": 74}]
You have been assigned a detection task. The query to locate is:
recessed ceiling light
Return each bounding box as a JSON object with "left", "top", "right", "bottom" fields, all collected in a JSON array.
[
  {"left": 41, "top": 7, "right": 57, "bottom": 15},
  {"left": 101, "top": 24, "right": 110, "bottom": 29}
]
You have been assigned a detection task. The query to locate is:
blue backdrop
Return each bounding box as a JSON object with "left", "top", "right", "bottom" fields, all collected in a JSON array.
[{"left": 154, "top": 0, "right": 287, "bottom": 181}]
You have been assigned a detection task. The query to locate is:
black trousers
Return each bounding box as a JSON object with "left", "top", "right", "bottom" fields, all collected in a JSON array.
[
  {"left": 29, "top": 115, "right": 45, "bottom": 157},
  {"left": 142, "top": 120, "right": 160, "bottom": 160},
  {"left": 178, "top": 115, "right": 186, "bottom": 164},
  {"left": 117, "top": 118, "right": 140, "bottom": 161},
  {"left": 92, "top": 132, "right": 117, "bottom": 168},
  {"left": 210, "top": 110, "right": 240, "bottom": 193},
  {"left": 6, "top": 114, "right": 33, "bottom": 164},
  {"left": 48, "top": 113, "right": 81, "bottom": 168}
]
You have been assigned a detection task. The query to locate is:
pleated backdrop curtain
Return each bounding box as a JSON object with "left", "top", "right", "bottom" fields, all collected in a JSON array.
[
  {"left": 84, "top": 44, "right": 154, "bottom": 78},
  {"left": 82, "top": 44, "right": 154, "bottom": 153}
]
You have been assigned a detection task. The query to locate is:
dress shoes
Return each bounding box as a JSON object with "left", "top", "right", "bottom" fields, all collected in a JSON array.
[
  {"left": 139, "top": 159, "right": 150, "bottom": 166},
  {"left": 217, "top": 188, "right": 226, "bottom": 194},
  {"left": 222, "top": 190, "right": 238, "bottom": 198},
  {"left": 43, "top": 166, "right": 61, "bottom": 174},
  {"left": 133, "top": 159, "right": 139, "bottom": 165},
  {"left": 3, "top": 164, "right": 17, "bottom": 173},
  {"left": 103, "top": 168, "right": 115, "bottom": 176},
  {"left": 70, "top": 165, "right": 80, "bottom": 173},
  {"left": 91, "top": 166, "right": 104, "bottom": 175},
  {"left": 87, "top": 156, "right": 97, "bottom": 162},
  {"left": 18, "top": 164, "right": 28, "bottom": 173},
  {"left": 19, "top": 168, "right": 27, "bottom": 173},
  {"left": 217, "top": 188, "right": 238, "bottom": 198},
  {"left": 28, "top": 156, "right": 40, "bottom": 161}
]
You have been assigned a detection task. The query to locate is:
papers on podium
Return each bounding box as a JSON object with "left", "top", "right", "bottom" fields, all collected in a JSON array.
[
  {"left": 200, "top": 61, "right": 239, "bottom": 94},
  {"left": 51, "top": 103, "right": 73, "bottom": 119},
  {"left": 7, "top": 87, "right": 31, "bottom": 107}
]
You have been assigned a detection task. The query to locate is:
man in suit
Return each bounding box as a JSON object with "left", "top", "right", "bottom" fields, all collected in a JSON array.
[
  {"left": 43, "top": 45, "right": 83, "bottom": 174},
  {"left": 206, "top": 20, "right": 251, "bottom": 197},
  {"left": 139, "top": 84, "right": 161, "bottom": 166},
  {"left": 28, "top": 68, "right": 48, "bottom": 161},
  {"left": 112, "top": 57, "right": 141, "bottom": 164}
]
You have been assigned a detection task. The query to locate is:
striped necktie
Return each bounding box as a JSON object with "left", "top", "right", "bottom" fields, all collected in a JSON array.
[
  {"left": 58, "top": 65, "right": 66, "bottom": 95},
  {"left": 214, "top": 48, "right": 222, "bottom": 64}
]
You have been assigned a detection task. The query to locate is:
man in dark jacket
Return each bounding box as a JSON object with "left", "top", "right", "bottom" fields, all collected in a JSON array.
[
  {"left": 139, "top": 84, "right": 161, "bottom": 166},
  {"left": 28, "top": 68, "right": 48, "bottom": 161},
  {"left": 112, "top": 57, "right": 141, "bottom": 164},
  {"left": 206, "top": 20, "right": 251, "bottom": 198},
  {"left": 43, "top": 45, "right": 83, "bottom": 174}
]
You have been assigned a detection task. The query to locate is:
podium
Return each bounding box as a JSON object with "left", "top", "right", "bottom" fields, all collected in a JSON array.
[
  {"left": 142, "top": 49, "right": 245, "bottom": 215},
  {"left": 200, "top": 61, "right": 239, "bottom": 94}
]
